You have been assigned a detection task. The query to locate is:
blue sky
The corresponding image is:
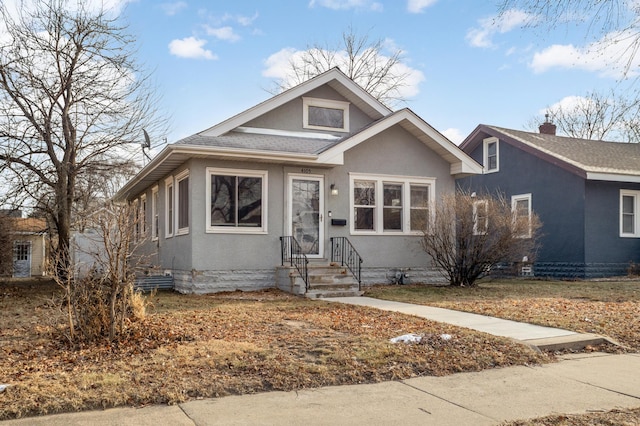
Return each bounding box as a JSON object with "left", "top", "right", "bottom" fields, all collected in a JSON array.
[{"left": 10, "top": 0, "right": 640, "bottom": 146}]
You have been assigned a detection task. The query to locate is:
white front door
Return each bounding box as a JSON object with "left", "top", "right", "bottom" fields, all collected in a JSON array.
[
  {"left": 13, "top": 241, "right": 31, "bottom": 278},
  {"left": 289, "top": 174, "right": 324, "bottom": 257}
]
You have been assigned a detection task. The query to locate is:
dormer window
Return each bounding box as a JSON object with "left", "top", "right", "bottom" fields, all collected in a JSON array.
[
  {"left": 483, "top": 137, "right": 499, "bottom": 173},
  {"left": 303, "top": 97, "right": 349, "bottom": 132}
]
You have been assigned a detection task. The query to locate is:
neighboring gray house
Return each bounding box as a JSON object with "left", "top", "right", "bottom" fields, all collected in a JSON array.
[
  {"left": 457, "top": 122, "right": 640, "bottom": 278},
  {"left": 115, "top": 68, "right": 481, "bottom": 295}
]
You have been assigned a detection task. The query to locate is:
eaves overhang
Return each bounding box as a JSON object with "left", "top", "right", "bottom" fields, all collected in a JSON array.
[
  {"left": 114, "top": 144, "right": 323, "bottom": 201},
  {"left": 318, "top": 109, "right": 482, "bottom": 177}
]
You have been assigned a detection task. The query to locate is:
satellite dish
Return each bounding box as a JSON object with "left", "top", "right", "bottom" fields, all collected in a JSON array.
[
  {"left": 142, "top": 129, "right": 151, "bottom": 149},
  {"left": 141, "top": 129, "right": 151, "bottom": 161}
]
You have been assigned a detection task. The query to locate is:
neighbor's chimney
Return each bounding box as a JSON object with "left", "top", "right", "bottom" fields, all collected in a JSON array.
[{"left": 539, "top": 113, "right": 556, "bottom": 135}]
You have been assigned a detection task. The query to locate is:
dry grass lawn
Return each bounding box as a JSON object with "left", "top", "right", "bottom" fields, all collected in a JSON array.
[{"left": 0, "top": 278, "right": 546, "bottom": 421}]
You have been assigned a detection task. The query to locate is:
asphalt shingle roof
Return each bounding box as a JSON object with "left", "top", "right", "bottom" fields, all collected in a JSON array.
[
  {"left": 175, "top": 131, "right": 343, "bottom": 155},
  {"left": 488, "top": 125, "right": 640, "bottom": 176}
]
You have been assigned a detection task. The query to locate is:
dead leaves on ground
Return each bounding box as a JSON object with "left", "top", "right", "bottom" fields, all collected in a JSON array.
[{"left": 0, "top": 287, "right": 546, "bottom": 420}]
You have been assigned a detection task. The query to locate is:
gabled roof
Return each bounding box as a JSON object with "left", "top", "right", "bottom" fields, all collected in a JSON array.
[
  {"left": 200, "top": 68, "right": 391, "bottom": 137},
  {"left": 115, "top": 70, "right": 481, "bottom": 201},
  {"left": 461, "top": 124, "right": 640, "bottom": 183}
]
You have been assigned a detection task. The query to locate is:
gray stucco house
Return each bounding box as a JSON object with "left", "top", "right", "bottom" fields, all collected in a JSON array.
[
  {"left": 457, "top": 122, "right": 640, "bottom": 278},
  {"left": 116, "top": 68, "right": 481, "bottom": 294}
]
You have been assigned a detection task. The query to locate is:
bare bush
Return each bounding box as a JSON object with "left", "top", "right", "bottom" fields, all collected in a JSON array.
[
  {"left": 421, "top": 192, "right": 541, "bottom": 287},
  {"left": 52, "top": 202, "right": 149, "bottom": 344}
]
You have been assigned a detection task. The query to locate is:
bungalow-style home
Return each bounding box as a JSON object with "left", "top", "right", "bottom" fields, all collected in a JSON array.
[
  {"left": 457, "top": 121, "right": 640, "bottom": 278},
  {"left": 4, "top": 215, "right": 48, "bottom": 277},
  {"left": 115, "top": 68, "right": 481, "bottom": 295}
]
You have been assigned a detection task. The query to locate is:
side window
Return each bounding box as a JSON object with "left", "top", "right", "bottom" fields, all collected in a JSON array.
[
  {"left": 151, "top": 186, "right": 159, "bottom": 240},
  {"left": 176, "top": 170, "right": 189, "bottom": 234},
  {"left": 165, "top": 177, "right": 174, "bottom": 238},
  {"left": 483, "top": 137, "right": 499, "bottom": 173}
]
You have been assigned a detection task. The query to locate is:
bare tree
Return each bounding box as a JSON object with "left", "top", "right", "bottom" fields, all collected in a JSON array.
[
  {"left": 270, "top": 26, "right": 412, "bottom": 107},
  {"left": 498, "top": 0, "right": 640, "bottom": 76},
  {"left": 421, "top": 192, "right": 541, "bottom": 287},
  {"left": 54, "top": 201, "right": 148, "bottom": 344},
  {"left": 0, "top": 0, "right": 163, "bottom": 275},
  {"left": 529, "top": 89, "right": 640, "bottom": 142}
]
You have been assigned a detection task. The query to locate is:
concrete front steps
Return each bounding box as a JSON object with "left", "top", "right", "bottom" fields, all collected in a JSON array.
[
  {"left": 305, "top": 264, "right": 363, "bottom": 299},
  {"left": 275, "top": 263, "right": 363, "bottom": 298}
]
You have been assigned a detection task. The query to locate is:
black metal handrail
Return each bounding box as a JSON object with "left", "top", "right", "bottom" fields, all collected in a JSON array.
[
  {"left": 330, "top": 237, "right": 363, "bottom": 290},
  {"left": 280, "top": 236, "right": 309, "bottom": 291}
]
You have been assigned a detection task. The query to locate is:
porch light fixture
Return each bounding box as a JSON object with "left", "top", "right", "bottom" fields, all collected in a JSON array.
[{"left": 330, "top": 184, "right": 339, "bottom": 196}]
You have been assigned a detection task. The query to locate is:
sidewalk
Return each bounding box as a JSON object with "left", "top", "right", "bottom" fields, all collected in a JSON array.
[
  {"left": 2, "top": 298, "right": 638, "bottom": 425},
  {"left": 3, "top": 353, "right": 639, "bottom": 425}
]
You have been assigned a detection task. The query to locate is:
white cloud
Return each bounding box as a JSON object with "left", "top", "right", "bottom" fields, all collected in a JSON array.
[
  {"left": 407, "top": 0, "right": 437, "bottom": 14},
  {"left": 467, "top": 9, "right": 535, "bottom": 48},
  {"left": 168, "top": 37, "right": 217, "bottom": 60},
  {"left": 236, "top": 12, "right": 259, "bottom": 26},
  {"left": 530, "top": 29, "right": 640, "bottom": 78},
  {"left": 308, "top": 0, "right": 383, "bottom": 11},
  {"left": 262, "top": 46, "right": 424, "bottom": 101},
  {"left": 160, "top": 2, "right": 187, "bottom": 16},
  {"left": 541, "top": 95, "right": 589, "bottom": 116},
  {"left": 442, "top": 128, "right": 465, "bottom": 145},
  {"left": 204, "top": 25, "right": 240, "bottom": 42}
]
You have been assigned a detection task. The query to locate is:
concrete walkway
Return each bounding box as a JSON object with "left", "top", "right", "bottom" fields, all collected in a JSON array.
[
  {"left": 324, "top": 296, "right": 613, "bottom": 351},
  {"left": 2, "top": 298, "right": 637, "bottom": 425}
]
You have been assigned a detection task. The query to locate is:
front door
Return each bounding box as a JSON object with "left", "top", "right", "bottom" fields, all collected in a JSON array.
[
  {"left": 13, "top": 241, "right": 31, "bottom": 278},
  {"left": 289, "top": 175, "right": 324, "bottom": 257}
]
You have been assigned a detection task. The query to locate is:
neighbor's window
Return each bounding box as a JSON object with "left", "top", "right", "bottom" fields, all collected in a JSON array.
[
  {"left": 473, "top": 199, "right": 488, "bottom": 235},
  {"left": 207, "top": 167, "right": 268, "bottom": 233},
  {"left": 176, "top": 170, "right": 189, "bottom": 234},
  {"left": 512, "top": 193, "right": 532, "bottom": 238},
  {"left": 351, "top": 173, "right": 435, "bottom": 235},
  {"left": 483, "top": 137, "right": 499, "bottom": 173},
  {"left": 165, "top": 177, "right": 174, "bottom": 238},
  {"left": 621, "top": 190, "right": 640, "bottom": 237},
  {"left": 303, "top": 97, "right": 349, "bottom": 132},
  {"left": 151, "top": 186, "right": 159, "bottom": 240}
]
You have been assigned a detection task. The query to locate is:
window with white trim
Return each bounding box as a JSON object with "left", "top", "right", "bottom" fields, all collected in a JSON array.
[
  {"left": 206, "top": 167, "right": 268, "bottom": 233},
  {"left": 473, "top": 199, "right": 488, "bottom": 235},
  {"left": 620, "top": 190, "right": 640, "bottom": 237},
  {"left": 303, "top": 97, "right": 349, "bottom": 132},
  {"left": 165, "top": 177, "right": 174, "bottom": 238},
  {"left": 151, "top": 186, "right": 159, "bottom": 240},
  {"left": 350, "top": 174, "right": 435, "bottom": 235},
  {"left": 176, "top": 170, "right": 189, "bottom": 235},
  {"left": 512, "top": 193, "right": 532, "bottom": 238},
  {"left": 140, "top": 194, "right": 147, "bottom": 236},
  {"left": 483, "top": 137, "right": 499, "bottom": 173}
]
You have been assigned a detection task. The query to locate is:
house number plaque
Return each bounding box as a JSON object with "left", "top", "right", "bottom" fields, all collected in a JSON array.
[{"left": 300, "top": 168, "right": 312, "bottom": 174}]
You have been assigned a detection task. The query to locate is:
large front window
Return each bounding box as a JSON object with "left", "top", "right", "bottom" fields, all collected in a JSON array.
[
  {"left": 350, "top": 174, "right": 434, "bottom": 235},
  {"left": 207, "top": 168, "right": 268, "bottom": 233}
]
